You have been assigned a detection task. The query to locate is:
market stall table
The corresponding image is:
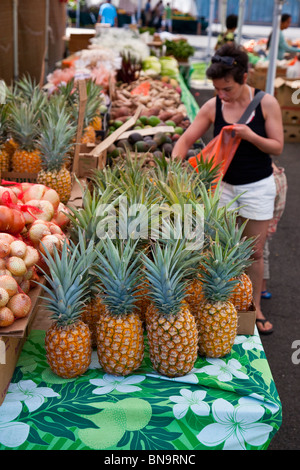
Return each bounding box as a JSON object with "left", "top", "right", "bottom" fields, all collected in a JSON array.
[{"left": 0, "top": 327, "right": 281, "bottom": 450}]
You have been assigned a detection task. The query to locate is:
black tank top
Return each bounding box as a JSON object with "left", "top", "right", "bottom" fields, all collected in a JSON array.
[{"left": 214, "top": 89, "right": 273, "bottom": 185}]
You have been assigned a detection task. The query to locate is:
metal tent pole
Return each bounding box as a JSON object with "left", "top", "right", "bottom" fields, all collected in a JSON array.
[
  {"left": 13, "top": 0, "right": 19, "bottom": 82},
  {"left": 236, "top": 0, "right": 246, "bottom": 45},
  {"left": 265, "top": 0, "right": 284, "bottom": 95}
]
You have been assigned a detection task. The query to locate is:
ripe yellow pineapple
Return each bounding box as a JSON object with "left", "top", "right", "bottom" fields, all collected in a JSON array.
[
  {"left": 36, "top": 106, "right": 77, "bottom": 204},
  {"left": 38, "top": 240, "right": 93, "bottom": 378},
  {"left": 195, "top": 236, "right": 253, "bottom": 358},
  {"left": 8, "top": 101, "right": 42, "bottom": 173},
  {"left": 214, "top": 211, "right": 254, "bottom": 312},
  {"left": 229, "top": 271, "right": 253, "bottom": 311},
  {"left": 143, "top": 238, "right": 202, "bottom": 378},
  {"left": 93, "top": 238, "right": 145, "bottom": 376}
]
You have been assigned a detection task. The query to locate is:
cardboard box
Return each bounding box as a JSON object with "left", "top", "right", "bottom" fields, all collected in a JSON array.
[
  {"left": 248, "top": 66, "right": 287, "bottom": 91},
  {"left": 274, "top": 77, "right": 300, "bottom": 107},
  {"left": 237, "top": 303, "right": 256, "bottom": 335},
  {"left": 281, "top": 106, "right": 300, "bottom": 125},
  {"left": 0, "top": 279, "right": 45, "bottom": 405},
  {"left": 283, "top": 124, "right": 300, "bottom": 143}
]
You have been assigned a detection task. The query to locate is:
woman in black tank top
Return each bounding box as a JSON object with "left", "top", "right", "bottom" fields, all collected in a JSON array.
[{"left": 172, "top": 44, "right": 284, "bottom": 335}]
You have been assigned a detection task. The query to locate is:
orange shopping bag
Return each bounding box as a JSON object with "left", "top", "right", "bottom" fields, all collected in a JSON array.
[{"left": 188, "top": 125, "right": 241, "bottom": 182}]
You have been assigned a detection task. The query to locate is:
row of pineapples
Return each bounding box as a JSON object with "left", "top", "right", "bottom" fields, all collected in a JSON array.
[
  {"left": 0, "top": 75, "right": 104, "bottom": 203},
  {"left": 38, "top": 153, "right": 255, "bottom": 380}
]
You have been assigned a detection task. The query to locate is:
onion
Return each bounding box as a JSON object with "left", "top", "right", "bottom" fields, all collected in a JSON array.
[
  {"left": 0, "top": 233, "right": 15, "bottom": 244},
  {"left": 28, "top": 222, "right": 51, "bottom": 245},
  {"left": 0, "top": 258, "right": 7, "bottom": 269},
  {"left": 0, "top": 187, "right": 18, "bottom": 205},
  {"left": 0, "top": 275, "right": 18, "bottom": 296},
  {"left": 39, "top": 234, "right": 63, "bottom": 256},
  {"left": 52, "top": 203, "right": 70, "bottom": 229},
  {"left": 25, "top": 200, "right": 55, "bottom": 222},
  {"left": 0, "top": 241, "right": 11, "bottom": 258},
  {"left": 23, "top": 246, "right": 40, "bottom": 268},
  {"left": 0, "top": 307, "right": 15, "bottom": 327},
  {"left": 22, "top": 184, "right": 46, "bottom": 203},
  {"left": 43, "top": 188, "right": 60, "bottom": 211},
  {"left": 0, "top": 269, "right": 12, "bottom": 277},
  {"left": 0, "top": 287, "right": 9, "bottom": 307},
  {"left": 7, "top": 293, "right": 32, "bottom": 318},
  {"left": 9, "top": 240, "right": 27, "bottom": 258},
  {"left": 6, "top": 256, "right": 27, "bottom": 276}
]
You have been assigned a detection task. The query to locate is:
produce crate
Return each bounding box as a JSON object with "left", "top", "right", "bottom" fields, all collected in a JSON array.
[
  {"left": 237, "top": 303, "right": 256, "bottom": 336},
  {"left": 1, "top": 172, "right": 38, "bottom": 184},
  {"left": 283, "top": 124, "right": 300, "bottom": 143},
  {"left": 0, "top": 278, "right": 45, "bottom": 405},
  {"left": 281, "top": 106, "right": 300, "bottom": 125},
  {"left": 274, "top": 77, "right": 300, "bottom": 107}
]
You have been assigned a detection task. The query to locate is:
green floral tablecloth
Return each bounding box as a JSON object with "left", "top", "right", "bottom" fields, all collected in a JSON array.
[{"left": 0, "top": 329, "right": 281, "bottom": 451}]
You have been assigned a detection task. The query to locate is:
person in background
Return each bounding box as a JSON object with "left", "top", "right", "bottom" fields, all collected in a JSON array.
[
  {"left": 97, "top": 0, "right": 118, "bottom": 27},
  {"left": 172, "top": 44, "right": 284, "bottom": 335},
  {"left": 267, "top": 13, "right": 300, "bottom": 60},
  {"left": 162, "top": 2, "right": 172, "bottom": 33},
  {"left": 215, "top": 14, "right": 238, "bottom": 51},
  {"left": 152, "top": 0, "right": 164, "bottom": 30},
  {"left": 144, "top": 0, "right": 152, "bottom": 26}
]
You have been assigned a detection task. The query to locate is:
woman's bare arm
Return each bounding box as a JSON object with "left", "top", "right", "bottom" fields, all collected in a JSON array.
[{"left": 172, "top": 98, "right": 216, "bottom": 160}]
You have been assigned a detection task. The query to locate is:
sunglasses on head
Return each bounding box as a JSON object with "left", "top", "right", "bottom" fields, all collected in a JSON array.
[{"left": 211, "top": 55, "right": 237, "bottom": 66}]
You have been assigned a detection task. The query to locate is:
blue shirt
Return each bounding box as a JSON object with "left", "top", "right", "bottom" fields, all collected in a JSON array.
[
  {"left": 99, "top": 3, "right": 117, "bottom": 26},
  {"left": 278, "top": 30, "right": 300, "bottom": 60}
]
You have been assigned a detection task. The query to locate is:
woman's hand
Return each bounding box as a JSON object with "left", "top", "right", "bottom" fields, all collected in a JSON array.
[{"left": 232, "top": 123, "right": 255, "bottom": 141}]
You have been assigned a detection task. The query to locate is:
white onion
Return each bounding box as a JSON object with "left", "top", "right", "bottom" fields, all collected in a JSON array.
[
  {"left": 6, "top": 256, "right": 27, "bottom": 276},
  {"left": 0, "top": 275, "right": 18, "bottom": 296},
  {"left": 9, "top": 240, "right": 27, "bottom": 258},
  {"left": 0, "top": 306, "right": 15, "bottom": 327},
  {"left": 0, "top": 287, "right": 9, "bottom": 307},
  {"left": 8, "top": 293, "right": 32, "bottom": 318}
]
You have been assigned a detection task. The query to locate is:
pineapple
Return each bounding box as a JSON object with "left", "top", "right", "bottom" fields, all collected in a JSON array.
[
  {"left": 214, "top": 211, "right": 254, "bottom": 311},
  {"left": 0, "top": 104, "right": 11, "bottom": 172},
  {"left": 143, "top": 238, "right": 202, "bottom": 378},
  {"left": 36, "top": 106, "right": 77, "bottom": 204},
  {"left": 93, "top": 238, "right": 145, "bottom": 376},
  {"left": 8, "top": 101, "right": 42, "bottom": 173},
  {"left": 196, "top": 236, "right": 251, "bottom": 358},
  {"left": 38, "top": 240, "right": 93, "bottom": 379}
]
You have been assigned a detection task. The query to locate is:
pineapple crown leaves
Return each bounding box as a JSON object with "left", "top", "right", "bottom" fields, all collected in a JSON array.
[
  {"left": 143, "top": 237, "right": 203, "bottom": 315},
  {"left": 199, "top": 235, "right": 250, "bottom": 302},
  {"left": 190, "top": 151, "right": 222, "bottom": 191},
  {"left": 67, "top": 185, "right": 121, "bottom": 244},
  {"left": 213, "top": 211, "right": 255, "bottom": 269},
  {"left": 0, "top": 104, "right": 9, "bottom": 143},
  {"left": 7, "top": 101, "right": 41, "bottom": 151},
  {"left": 36, "top": 107, "right": 77, "bottom": 170},
  {"left": 37, "top": 240, "right": 93, "bottom": 325},
  {"left": 92, "top": 237, "right": 143, "bottom": 315}
]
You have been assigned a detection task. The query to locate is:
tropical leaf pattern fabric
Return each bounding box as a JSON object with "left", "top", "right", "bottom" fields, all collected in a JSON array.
[{"left": 0, "top": 329, "right": 281, "bottom": 450}]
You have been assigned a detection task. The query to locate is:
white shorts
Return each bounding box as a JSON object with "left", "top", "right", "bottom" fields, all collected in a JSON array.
[{"left": 219, "top": 174, "right": 276, "bottom": 220}]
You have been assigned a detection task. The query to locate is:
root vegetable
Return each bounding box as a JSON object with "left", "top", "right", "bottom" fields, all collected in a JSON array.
[
  {"left": 0, "top": 287, "right": 9, "bottom": 307},
  {"left": 0, "top": 307, "right": 15, "bottom": 327},
  {"left": 6, "top": 256, "right": 27, "bottom": 276},
  {"left": 0, "top": 206, "right": 26, "bottom": 235},
  {"left": 25, "top": 200, "right": 55, "bottom": 222},
  {"left": 0, "top": 233, "right": 15, "bottom": 244},
  {"left": 0, "top": 275, "right": 18, "bottom": 296},
  {"left": 9, "top": 240, "right": 27, "bottom": 258},
  {"left": 0, "top": 241, "right": 11, "bottom": 258},
  {"left": 39, "top": 234, "right": 63, "bottom": 256},
  {"left": 7, "top": 293, "right": 32, "bottom": 318},
  {"left": 23, "top": 246, "right": 40, "bottom": 268},
  {"left": 28, "top": 222, "right": 51, "bottom": 245}
]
